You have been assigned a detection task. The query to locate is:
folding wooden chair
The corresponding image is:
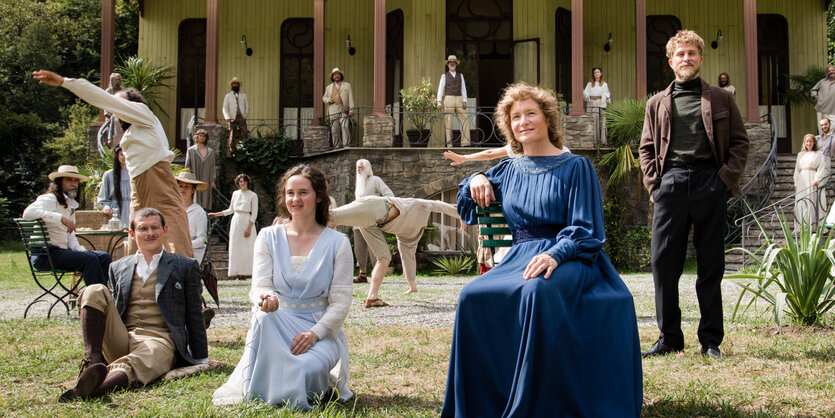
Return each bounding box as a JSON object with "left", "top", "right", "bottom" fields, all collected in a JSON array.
[
  {"left": 14, "top": 218, "right": 84, "bottom": 318},
  {"left": 475, "top": 202, "right": 512, "bottom": 272}
]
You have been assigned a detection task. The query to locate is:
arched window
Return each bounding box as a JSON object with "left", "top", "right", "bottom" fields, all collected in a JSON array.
[
  {"left": 646, "top": 15, "right": 681, "bottom": 93},
  {"left": 280, "top": 18, "right": 314, "bottom": 139}
]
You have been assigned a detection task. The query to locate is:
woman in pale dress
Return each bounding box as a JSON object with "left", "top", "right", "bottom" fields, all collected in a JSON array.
[
  {"left": 583, "top": 67, "right": 611, "bottom": 110},
  {"left": 97, "top": 146, "right": 131, "bottom": 227},
  {"left": 209, "top": 173, "right": 258, "bottom": 279},
  {"left": 794, "top": 134, "right": 830, "bottom": 226},
  {"left": 184, "top": 129, "right": 215, "bottom": 210},
  {"left": 213, "top": 164, "right": 353, "bottom": 410}
]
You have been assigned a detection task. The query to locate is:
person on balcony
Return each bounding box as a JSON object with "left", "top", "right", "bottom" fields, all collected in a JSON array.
[
  {"left": 583, "top": 67, "right": 611, "bottom": 110},
  {"left": 223, "top": 77, "right": 249, "bottom": 154},
  {"left": 323, "top": 68, "right": 354, "bottom": 145},
  {"left": 815, "top": 118, "right": 835, "bottom": 157},
  {"left": 794, "top": 134, "right": 829, "bottom": 227},
  {"left": 184, "top": 129, "right": 216, "bottom": 210},
  {"left": 437, "top": 55, "right": 471, "bottom": 146},
  {"left": 811, "top": 65, "right": 835, "bottom": 135},
  {"left": 718, "top": 73, "right": 736, "bottom": 100}
]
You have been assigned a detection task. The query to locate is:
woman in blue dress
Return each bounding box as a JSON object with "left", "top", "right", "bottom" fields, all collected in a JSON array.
[
  {"left": 213, "top": 164, "right": 354, "bottom": 410},
  {"left": 442, "top": 83, "right": 642, "bottom": 417}
]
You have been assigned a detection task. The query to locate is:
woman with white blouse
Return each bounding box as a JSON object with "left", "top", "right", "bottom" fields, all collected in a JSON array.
[
  {"left": 794, "top": 134, "right": 830, "bottom": 227},
  {"left": 583, "top": 67, "right": 611, "bottom": 110},
  {"left": 213, "top": 164, "right": 353, "bottom": 410},
  {"left": 209, "top": 173, "right": 258, "bottom": 278}
]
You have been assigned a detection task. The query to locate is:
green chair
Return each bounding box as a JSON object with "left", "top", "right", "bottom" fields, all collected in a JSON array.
[
  {"left": 14, "top": 218, "right": 83, "bottom": 318},
  {"left": 476, "top": 202, "right": 512, "bottom": 267}
]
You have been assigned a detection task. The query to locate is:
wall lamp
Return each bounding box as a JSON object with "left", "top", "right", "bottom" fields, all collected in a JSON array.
[
  {"left": 345, "top": 35, "right": 356, "bottom": 55},
  {"left": 603, "top": 33, "right": 613, "bottom": 52},
  {"left": 240, "top": 35, "right": 253, "bottom": 56},
  {"left": 711, "top": 29, "right": 723, "bottom": 49}
]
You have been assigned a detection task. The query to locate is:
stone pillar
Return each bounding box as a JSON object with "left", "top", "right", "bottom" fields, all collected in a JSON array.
[
  {"left": 303, "top": 125, "right": 330, "bottom": 154},
  {"left": 635, "top": 0, "right": 647, "bottom": 99},
  {"left": 363, "top": 115, "right": 394, "bottom": 147},
  {"left": 569, "top": 0, "right": 584, "bottom": 115},
  {"left": 743, "top": 0, "right": 760, "bottom": 122},
  {"left": 205, "top": 0, "right": 219, "bottom": 124}
]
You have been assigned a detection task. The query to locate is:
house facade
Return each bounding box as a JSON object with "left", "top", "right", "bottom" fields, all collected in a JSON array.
[{"left": 95, "top": 0, "right": 829, "bottom": 154}]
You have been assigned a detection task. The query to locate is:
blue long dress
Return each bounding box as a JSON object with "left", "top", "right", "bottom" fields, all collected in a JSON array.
[
  {"left": 442, "top": 154, "right": 643, "bottom": 417},
  {"left": 213, "top": 225, "right": 354, "bottom": 410}
]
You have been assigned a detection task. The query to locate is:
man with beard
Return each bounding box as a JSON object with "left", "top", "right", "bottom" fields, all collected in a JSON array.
[
  {"left": 639, "top": 30, "right": 749, "bottom": 359},
  {"left": 23, "top": 165, "right": 111, "bottom": 286},
  {"left": 33, "top": 69, "right": 194, "bottom": 259},
  {"left": 437, "top": 55, "right": 470, "bottom": 146},
  {"left": 223, "top": 77, "right": 249, "bottom": 154},
  {"left": 816, "top": 118, "right": 835, "bottom": 157},
  {"left": 351, "top": 159, "right": 394, "bottom": 283},
  {"left": 812, "top": 66, "right": 835, "bottom": 135},
  {"left": 104, "top": 72, "right": 125, "bottom": 147},
  {"left": 323, "top": 68, "right": 355, "bottom": 144},
  {"left": 717, "top": 73, "right": 735, "bottom": 100}
]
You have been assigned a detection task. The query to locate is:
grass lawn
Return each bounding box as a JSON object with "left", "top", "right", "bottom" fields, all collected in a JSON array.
[{"left": 0, "top": 248, "right": 833, "bottom": 417}]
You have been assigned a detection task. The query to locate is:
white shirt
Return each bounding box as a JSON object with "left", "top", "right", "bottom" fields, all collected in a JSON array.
[
  {"left": 437, "top": 71, "right": 468, "bottom": 103},
  {"left": 62, "top": 78, "right": 174, "bottom": 178},
  {"left": 135, "top": 247, "right": 165, "bottom": 283},
  {"left": 22, "top": 193, "right": 86, "bottom": 251},
  {"left": 583, "top": 81, "right": 611, "bottom": 104},
  {"left": 222, "top": 91, "right": 250, "bottom": 120},
  {"left": 186, "top": 203, "right": 208, "bottom": 263}
]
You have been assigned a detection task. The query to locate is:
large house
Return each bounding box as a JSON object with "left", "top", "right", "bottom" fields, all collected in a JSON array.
[{"left": 97, "top": 0, "right": 829, "bottom": 154}]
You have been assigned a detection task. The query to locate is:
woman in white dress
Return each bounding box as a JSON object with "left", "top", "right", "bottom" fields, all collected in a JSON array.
[
  {"left": 213, "top": 164, "right": 353, "bottom": 410},
  {"left": 794, "top": 134, "right": 830, "bottom": 226},
  {"left": 583, "top": 67, "right": 611, "bottom": 110},
  {"left": 209, "top": 173, "right": 258, "bottom": 278},
  {"left": 176, "top": 171, "right": 209, "bottom": 263}
]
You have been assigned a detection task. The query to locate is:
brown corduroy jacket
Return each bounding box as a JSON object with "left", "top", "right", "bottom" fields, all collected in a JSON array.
[{"left": 638, "top": 78, "right": 749, "bottom": 197}]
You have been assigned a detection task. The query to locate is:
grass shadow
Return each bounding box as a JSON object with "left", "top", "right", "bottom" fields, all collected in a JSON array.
[{"left": 643, "top": 398, "right": 767, "bottom": 417}]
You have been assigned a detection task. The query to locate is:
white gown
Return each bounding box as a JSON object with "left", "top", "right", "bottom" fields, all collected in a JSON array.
[
  {"left": 793, "top": 150, "right": 829, "bottom": 226},
  {"left": 213, "top": 225, "right": 354, "bottom": 410},
  {"left": 222, "top": 189, "right": 258, "bottom": 276}
]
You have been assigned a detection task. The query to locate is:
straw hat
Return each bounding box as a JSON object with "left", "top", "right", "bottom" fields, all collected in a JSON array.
[
  {"left": 48, "top": 165, "right": 87, "bottom": 182},
  {"left": 175, "top": 171, "right": 208, "bottom": 191},
  {"left": 330, "top": 67, "right": 344, "bottom": 78},
  {"left": 229, "top": 77, "right": 241, "bottom": 86},
  {"left": 445, "top": 55, "right": 460, "bottom": 64}
]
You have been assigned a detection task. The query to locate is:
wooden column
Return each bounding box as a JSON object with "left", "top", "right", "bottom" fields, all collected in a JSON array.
[
  {"left": 99, "top": 0, "right": 115, "bottom": 121},
  {"left": 313, "top": 0, "right": 325, "bottom": 125},
  {"left": 204, "top": 0, "right": 219, "bottom": 124},
  {"left": 569, "top": 0, "right": 584, "bottom": 115},
  {"left": 743, "top": 0, "right": 760, "bottom": 122},
  {"left": 372, "top": 0, "right": 387, "bottom": 115},
  {"left": 635, "top": 0, "right": 647, "bottom": 99}
]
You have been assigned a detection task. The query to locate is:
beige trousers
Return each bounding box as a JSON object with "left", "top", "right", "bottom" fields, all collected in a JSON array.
[
  {"left": 327, "top": 103, "right": 351, "bottom": 144},
  {"left": 330, "top": 197, "right": 392, "bottom": 261},
  {"left": 129, "top": 161, "right": 194, "bottom": 258},
  {"left": 78, "top": 284, "right": 176, "bottom": 385},
  {"left": 443, "top": 95, "right": 470, "bottom": 145},
  {"left": 353, "top": 229, "right": 377, "bottom": 270}
]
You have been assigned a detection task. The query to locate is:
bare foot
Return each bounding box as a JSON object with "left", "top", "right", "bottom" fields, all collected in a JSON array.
[{"left": 402, "top": 288, "right": 418, "bottom": 295}]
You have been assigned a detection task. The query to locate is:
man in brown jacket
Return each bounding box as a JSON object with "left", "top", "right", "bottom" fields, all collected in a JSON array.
[{"left": 638, "top": 30, "right": 748, "bottom": 359}]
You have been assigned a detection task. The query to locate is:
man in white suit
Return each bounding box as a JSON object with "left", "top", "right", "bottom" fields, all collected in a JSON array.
[{"left": 323, "top": 67, "right": 355, "bottom": 145}]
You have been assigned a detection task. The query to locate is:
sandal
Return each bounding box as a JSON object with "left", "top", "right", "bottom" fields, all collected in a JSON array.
[
  {"left": 353, "top": 274, "right": 368, "bottom": 283},
  {"left": 364, "top": 297, "right": 390, "bottom": 308}
]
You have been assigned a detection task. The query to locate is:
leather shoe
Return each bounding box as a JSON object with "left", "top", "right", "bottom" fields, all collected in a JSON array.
[
  {"left": 701, "top": 344, "right": 722, "bottom": 358},
  {"left": 353, "top": 274, "right": 368, "bottom": 284},
  {"left": 58, "top": 363, "right": 107, "bottom": 402},
  {"left": 641, "top": 340, "right": 682, "bottom": 358}
]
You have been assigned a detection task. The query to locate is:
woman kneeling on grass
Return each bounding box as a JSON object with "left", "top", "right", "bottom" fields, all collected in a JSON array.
[{"left": 213, "top": 164, "right": 353, "bottom": 410}]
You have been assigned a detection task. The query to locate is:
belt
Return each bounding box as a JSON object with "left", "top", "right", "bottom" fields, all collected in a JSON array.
[
  {"left": 512, "top": 224, "right": 566, "bottom": 244},
  {"left": 665, "top": 160, "right": 716, "bottom": 170},
  {"left": 277, "top": 295, "right": 328, "bottom": 313}
]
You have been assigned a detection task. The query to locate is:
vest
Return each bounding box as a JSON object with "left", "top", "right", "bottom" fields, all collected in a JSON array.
[
  {"left": 444, "top": 72, "right": 462, "bottom": 96},
  {"left": 331, "top": 83, "right": 343, "bottom": 105}
]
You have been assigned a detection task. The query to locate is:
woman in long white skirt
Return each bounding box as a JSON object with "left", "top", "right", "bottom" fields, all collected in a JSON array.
[
  {"left": 794, "top": 134, "right": 829, "bottom": 227},
  {"left": 210, "top": 173, "right": 258, "bottom": 278}
]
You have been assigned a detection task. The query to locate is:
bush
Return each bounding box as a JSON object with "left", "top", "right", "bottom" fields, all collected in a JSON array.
[
  {"left": 232, "top": 132, "right": 292, "bottom": 209},
  {"left": 45, "top": 99, "right": 97, "bottom": 168},
  {"left": 725, "top": 212, "right": 835, "bottom": 327},
  {"left": 603, "top": 197, "right": 651, "bottom": 272}
]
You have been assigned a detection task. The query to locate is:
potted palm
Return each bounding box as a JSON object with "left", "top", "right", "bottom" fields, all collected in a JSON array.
[{"left": 400, "top": 77, "right": 437, "bottom": 147}]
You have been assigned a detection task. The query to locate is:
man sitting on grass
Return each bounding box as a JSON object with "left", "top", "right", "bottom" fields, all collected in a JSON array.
[{"left": 60, "top": 208, "right": 207, "bottom": 401}]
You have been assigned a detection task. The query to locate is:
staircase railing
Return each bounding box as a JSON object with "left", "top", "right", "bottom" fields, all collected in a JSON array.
[
  {"left": 725, "top": 114, "right": 778, "bottom": 246},
  {"left": 210, "top": 188, "right": 232, "bottom": 244}
]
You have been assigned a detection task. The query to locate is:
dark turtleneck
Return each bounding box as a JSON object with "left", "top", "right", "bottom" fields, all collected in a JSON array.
[{"left": 667, "top": 77, "right": 714, "bottom": 165}]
